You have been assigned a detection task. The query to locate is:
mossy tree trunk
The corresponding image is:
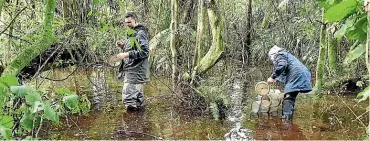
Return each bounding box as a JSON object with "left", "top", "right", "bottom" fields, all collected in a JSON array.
[
  {"left": 327, "top": 30, "right": 339, "bottom": 76},
  {"left": 367, "top": 11, "right": 370, "bottom": 84},
  {"left": 191, "top": 0, "right": 224, "bottom": 82},
  {"left": 0, "top": 0, "right": 4, "bottom": 15},
  {"left": 170, "top": 0, "right": 179, "bottom": 90},
  {"left": 193, "top": 0, "right": 206, "bottom": 67},
  {"left": 1, "top": 0, "right": 56, "bottom": 77},
  {"left": 314, "top": 8, "right": 327, "bottom": 90}
]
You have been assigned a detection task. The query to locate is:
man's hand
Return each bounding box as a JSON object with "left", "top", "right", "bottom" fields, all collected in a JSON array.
[
  {"left": 116, "top": 40, "right": 125, "bottom": 48},
  {"left": 117, "top": 52, "right": 129, "bottom": 59},
  {"left": 267, "top": 77, "right": 276, "bottom": 84}
]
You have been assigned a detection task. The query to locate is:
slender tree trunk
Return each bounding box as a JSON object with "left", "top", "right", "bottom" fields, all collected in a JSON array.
[
  {"left": 245, "top": 0, "right": 252, "bottom": 64},
  {"left": 193, "top": 0, "right": 206, "bottom": 67},
  {"left": 367, "top": 11, "right": 370, "bottom": 84},
  {"left": 1, "top": 0, "right": 56, "bottom": 77},
  {"left": 191, "top": 0, "right": 224, "bottom": 82},
  {"left": 327, "top": 30, "right": 339, "bottom": 76},
  {"left": 0, "top": 0, "right": 5, "bottom": 15},
  {"left": 170, "top": 0, "right": 179, "bottom": 90},
  {"left": 314, "top": 8, "right": 327, "bottom": 90}
]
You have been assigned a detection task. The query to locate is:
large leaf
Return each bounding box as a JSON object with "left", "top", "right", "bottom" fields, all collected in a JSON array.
[
  {"left": 43, "top": 103, "right": 59, "bottom": 123},
  {"left": 344, "top": 44, "right": 366, "bottom": 65},
  {"left": 22, "top": 136, "right": 34, "bottom": 141},
  {"left": 63, "top": 94, "right": 79, "bottom": 112},
  {"left": 0, "top": 75, "right": 18, "bottom": 86},
  {"left": 357, "top": 86, "right": 370, "bottom": 102},
  {"left": 334, "top": 15, "right": 356, "bottom": 39},
  {"left": 93, "top": 0, "right": 105, "bottom": 5},
  {"left": 0, "top": 116, "right": 13, "bottom": 129},
  {"left": 319, "top": 0, "right": 342, "bottom": 9},
  {"left": 20, "top": 112, "right": 35, "bottom": 132},
  {"left": 345, "top": 15, "right": 368, "bottom": 40},
  {"left": 31, "top": 101, "right": 44, "bottom": 114},
  {"left": 324, "top": 0, "right": 358, "bottom": 22},
  {"left": 25, "top": 92, "right": 42, "bottom": 106},
  {"left": 56, "top": 88, "right": 72, "bottom": 95},
  {"left": 10, "top": 85, "right": 36, "bottom": 97},
  {"left": 0, "top": 125, "right": 11, "bottom": 140}
]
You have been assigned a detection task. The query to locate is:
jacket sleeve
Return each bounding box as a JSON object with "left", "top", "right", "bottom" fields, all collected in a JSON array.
[
  {"left": 128, "top": 30, "right": 150, "bottom": 59},
  {"left": 271, "top": 53, "right": 287, "bottom": 79}
]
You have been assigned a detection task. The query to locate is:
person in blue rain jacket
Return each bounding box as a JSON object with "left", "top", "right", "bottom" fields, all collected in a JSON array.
[{"left": 267, "top": 45, "right": 312, "bottom": 121}]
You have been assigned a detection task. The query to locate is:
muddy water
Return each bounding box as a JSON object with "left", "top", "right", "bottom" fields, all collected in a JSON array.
[
  {"left": 39, "top": 74, "right": 229, "bottom": 140},
  {"left": 37, "top": 69, "right": 369, "bottom": 140}
]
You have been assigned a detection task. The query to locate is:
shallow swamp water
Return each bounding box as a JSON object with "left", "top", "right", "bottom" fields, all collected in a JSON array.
[{"left": 34, "top": 68, "right": 368, "bottom": 140}]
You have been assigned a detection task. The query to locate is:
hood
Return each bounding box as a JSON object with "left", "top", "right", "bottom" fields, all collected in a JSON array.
[{"left": 268, "top": 45, "right": 283, "bottom": 60}]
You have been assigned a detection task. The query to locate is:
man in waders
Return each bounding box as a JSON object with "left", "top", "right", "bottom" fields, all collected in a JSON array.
[
  {"left": 116, "top": 12, "right": 150, "bottom": 112},
  {"left": 266, "top": 45, "right": 312, "bottom": 122}
]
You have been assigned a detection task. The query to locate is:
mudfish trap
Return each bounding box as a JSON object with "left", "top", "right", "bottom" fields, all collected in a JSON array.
[
  {"left": 251, "top": 81, "right": 284, "bottom": 116},
  {"left": 108, "top": 55, "right": 121, "bottom": 67}
]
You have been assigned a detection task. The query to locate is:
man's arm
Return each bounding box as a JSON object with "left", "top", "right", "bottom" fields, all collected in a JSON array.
[{"left": 128, "top": 30, "right": 149, "bottom": 59}]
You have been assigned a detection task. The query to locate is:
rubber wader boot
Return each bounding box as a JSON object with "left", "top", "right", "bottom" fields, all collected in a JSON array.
[{"left": 281, "top": 93, "right": 296, "bottom": 122}]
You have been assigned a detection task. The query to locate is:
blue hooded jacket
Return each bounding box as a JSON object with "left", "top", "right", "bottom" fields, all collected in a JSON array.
[{"left": 271, "top": 50, "right": 312, "bottom": 93}]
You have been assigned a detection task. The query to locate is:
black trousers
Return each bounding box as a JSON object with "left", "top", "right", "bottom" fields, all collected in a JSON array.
[{"left": 282, "top": 91, "right": 299, "bottom": 119}]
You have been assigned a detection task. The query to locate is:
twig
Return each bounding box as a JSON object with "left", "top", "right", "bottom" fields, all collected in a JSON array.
[
  {"left": 2, "top": 32, "right": 31, "bottom": 44},
  {"left": 150, "top": 73, "right": 186, "bottom": 102},
  {"left": 35, "top": 117, "right": 43, "bottom": 138},
  {"left": 39, "top": 49, "right": 88, "bottom": 81},
  {"left": 115, "top": 130, "right": 163, "bottom": 140},
  {"left": 66, "top": 115, "right": 83, "bottom": 133},
  {"left": 331, "top": 85, "right": 367, "bottom": 127},
  {"left": 0, "top": 7, "right": 28, "bottom": 35},
  {"left": 31, "top": 45, "right": 62, "bottom": 80}
]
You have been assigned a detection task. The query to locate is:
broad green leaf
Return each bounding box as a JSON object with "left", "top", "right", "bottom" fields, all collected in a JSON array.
[
  {"left": 43, "top": 103, "right": 59, "bottom": 123},
  {"left": 63, "top": 94, "right": 79, "bottom": 111},
  {"left": 20, "top": 112, "right": 35, "bottom": 132},
  {"left": 324, "top": 0, "right": 358, "bottom": 22},
  {"left": 101, "top": 24, "right": 108, "bottom": 32},
  {"left": 344, "top": 44, "right": 366, "bottom": 65},
  {"left": 346, "top": 27, "right": 367, "bottom": 40},
  {"left": 65, "top": 29, "right": 73, "bottom": 36},
  {"left": 25, "top": 92, "right": 42, "bottom": 105},
  {"left": 31, "top": 101, "right": 44, "bottom": 113},
  {"left": 357, "top": 86, "right": 370, "bottom": 102},
  {"left": 0, "top": 125, "right": 11, "bottom": 140},
  {"left": 93, "top": 0, "right": 105, "bottom": 5},
  {"left": 0, "top": 83, "right": 7, "bottom": 95},
  {"left": 10, "top": 85, "right": 36, "bottom": 97},
  {"left": 319, "top": 0, "right": 342, "bottom": 9},
  {"left": 0, "top": 116, "right": 13, "bottom": 129},
  {"left": 56, "top": 88, "right": 72, "bottom": 95},
  {"left": 0, "top": 75, "right": 18, "bottom": 86},
  {"left": 127, "top": 29, "right": 137, "bottom": 36},
  {"left": 22, "top": 136, "right": 34, "bottom": 141},
  {"left": 334, "top": 15, "right": 356, "bottom": 39}
]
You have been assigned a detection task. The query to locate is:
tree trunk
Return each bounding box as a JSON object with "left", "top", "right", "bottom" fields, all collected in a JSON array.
[
  {"left": 1, "top": 0, "right": 56, "bottom": 77},
  {"left": 245, "top": 0, "right": 252, "bottom": 64},
  {"left": 0, "top": 0, "right": 4, "bottom": 15},
  {"left": 327, "top": 30, "right": 339, "bottom": 76},
  {"left": 192, "top": 0, "right": 224, "bottom": 81},
  {"left": 367, "top": 11, "right": 370, "bottom": 84},
  {"left": 193, "top": 0, "right": 206, "bottom": 67},
  {"left": 170, "top": 0, "right": 179, "bottom": 90},
  {"left": 314, "top": 8, "right": 327, "bottom": 90}
]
